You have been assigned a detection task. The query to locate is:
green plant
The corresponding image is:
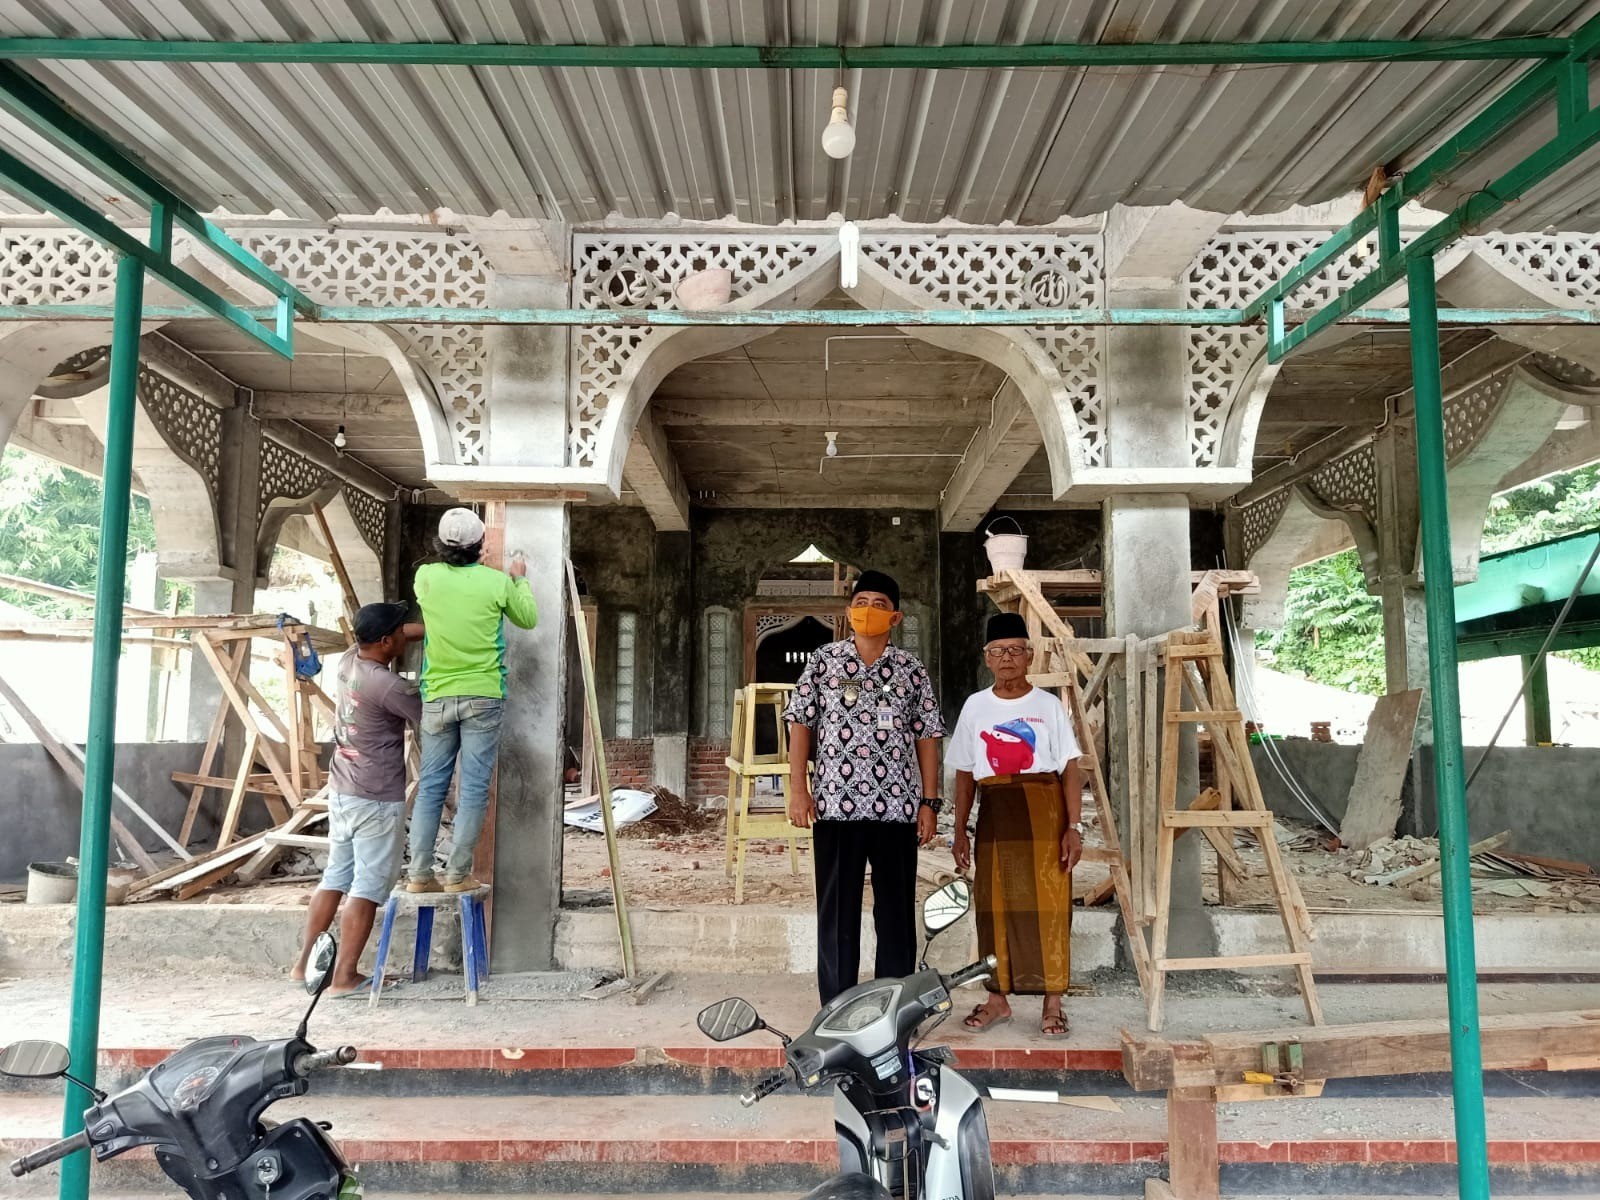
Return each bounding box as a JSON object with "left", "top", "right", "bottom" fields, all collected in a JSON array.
[{"left": 1257, "top": 549, "right": 1386, "bottom": 695}]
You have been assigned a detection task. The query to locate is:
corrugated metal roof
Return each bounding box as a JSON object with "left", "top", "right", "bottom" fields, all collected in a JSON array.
[{"left": 1, "top": 0, "right": 1599, "bottom": 227}]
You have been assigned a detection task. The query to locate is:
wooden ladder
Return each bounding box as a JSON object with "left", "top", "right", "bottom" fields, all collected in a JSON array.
[
  {"left": 1146, "top": 630, "right": 1322, "bottom": 1032},
  {"left": 991, "top": 570, "right": 1153, "bottom": 998}
]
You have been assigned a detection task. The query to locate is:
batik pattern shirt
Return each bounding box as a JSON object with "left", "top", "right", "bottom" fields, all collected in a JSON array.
[{"left": 782, "top": 639, "right": 945, "bottom": 823}]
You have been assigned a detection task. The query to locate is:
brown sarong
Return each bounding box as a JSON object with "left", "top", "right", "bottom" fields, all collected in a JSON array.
[{"left": 974, "top": 772, "right": 1072, "bottom": 995}]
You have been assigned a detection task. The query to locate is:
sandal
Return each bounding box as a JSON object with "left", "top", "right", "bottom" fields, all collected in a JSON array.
[
  {"left": 1040, "top": 1009, "right": 1069, "bottom": 1037},
  {"left": 962, "top": 1003, "right": 1013, "bottom": 1032}
]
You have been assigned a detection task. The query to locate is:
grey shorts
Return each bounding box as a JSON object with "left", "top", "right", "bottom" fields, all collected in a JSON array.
[{"left": 320, "top": 792, "right": 405, "bottom": 904}]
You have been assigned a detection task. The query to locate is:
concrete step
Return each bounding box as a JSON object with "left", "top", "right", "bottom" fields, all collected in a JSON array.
[{"left": 4, "top": 1090, "right": 1599, "bottom": 1195}]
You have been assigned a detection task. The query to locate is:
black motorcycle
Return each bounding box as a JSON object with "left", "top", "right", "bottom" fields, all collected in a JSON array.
[{"left": 6, "top": 932, "right": 360, "bottom": 1200}]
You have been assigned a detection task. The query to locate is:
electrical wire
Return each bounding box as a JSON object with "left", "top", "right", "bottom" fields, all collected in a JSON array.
[{"left": 1461, "top": 532, "right": 1600, "bottom": 799}]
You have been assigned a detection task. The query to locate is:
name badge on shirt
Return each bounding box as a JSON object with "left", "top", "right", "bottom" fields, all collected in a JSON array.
[{"left": 876, "top": 706, "right": 895, "bottom": 731}]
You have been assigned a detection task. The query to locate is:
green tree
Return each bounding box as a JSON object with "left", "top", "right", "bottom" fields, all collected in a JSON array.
[
  {"left": 1257, "top": 549, "right": 1386, "bottom": 695},
  {"left": 0, "top": 447, "right": 163, "bottom": 619},
  {"left": 1482, "top": 463, "right": 1600, "bottom": 553}
]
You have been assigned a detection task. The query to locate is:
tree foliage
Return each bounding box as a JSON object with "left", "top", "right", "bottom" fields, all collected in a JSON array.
[
  {"left": 1257, "top": 549, "right": 1386, "bottom": 695},
  {"left": 1260, "top": 463, "right": 1600, "bottom": 691},
  {"left": 0, "top": 447, "right": 163, "bottom": 619}
]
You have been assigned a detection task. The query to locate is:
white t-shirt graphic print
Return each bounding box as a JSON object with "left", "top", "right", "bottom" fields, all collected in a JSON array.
[{"left": 947, "top": 686, "right": 1082, "bottom": 783}]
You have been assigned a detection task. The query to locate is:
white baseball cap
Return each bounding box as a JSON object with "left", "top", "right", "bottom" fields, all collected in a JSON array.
[{"left": 438, "top": 507, "right": 486, "bottom": 547}]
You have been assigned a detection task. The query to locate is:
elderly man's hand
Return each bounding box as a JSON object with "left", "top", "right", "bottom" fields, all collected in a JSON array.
[{"left": 916, "top": 805, "right": 938, "bottom": 847}]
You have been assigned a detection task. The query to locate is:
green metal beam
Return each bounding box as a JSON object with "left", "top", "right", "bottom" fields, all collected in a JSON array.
[
  {"left": 0, "top": 141, "right": 295, "bottom": 357},
  {"left": 0, "top": 36, "right": 1573, "bottom": 69},
  {"left": 1456, "top": 615, "right": 1600, "bottom": 660},
  {"left": 0, "top": 302, "right": 1596, "bottom": 329},
  {"left": 58, "top": 253, "right": 141, "bottom": 1200},
  {"left": 1453, "top": 528, "right": 1600, "bottom": 623},
  {"left": 1407, "top": 254, "right": 1490, "bottom": 1200},
  {"left": 0, "top": 63, "right": 314, "bottom": 320},
  {"left": 1248, "top": 12, "right": 1600, "bottom": 346}
]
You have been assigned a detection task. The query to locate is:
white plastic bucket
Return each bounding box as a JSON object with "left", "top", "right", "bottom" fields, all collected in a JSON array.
[
  {"left": 26, "top": 861, "right": 76, "bottom": 904},
  {"left": 675, "top": 268, "right": 733, "bottom": 309},
  {"left": 983, "top": 517, "right": 1028, "bottom": 574}
]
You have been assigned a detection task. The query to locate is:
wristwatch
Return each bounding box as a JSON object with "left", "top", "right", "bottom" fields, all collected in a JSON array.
[
  {"left": 1070, "top": 821, "right": 1086, "bottom": 835},
  {"left": 919, "top": 796, "right": 944, "bottom": 815}
]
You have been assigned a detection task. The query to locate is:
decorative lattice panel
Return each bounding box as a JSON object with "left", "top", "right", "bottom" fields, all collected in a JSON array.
[
  {"left": 1482, "top": 235, "right": 1600, "bottom": 303},
  {"left": 1529, "top": 350, "right": 1600, "bottom": 388},
  {"left": 1444, "top": 370, "right": 1513, "bottom": 464},
  {"left": 861, "top": 234, "right": 1106, "bottom": 466},
  {"left": 569, "top": 234, "right": 829, "bottom": 467},
  {"left": 138, "top": 367, "right": 223, "bottom": 496},
  {"left": 1305, "top": 443, "right": 1378, "bottom": 521},
  {"left": 341, "top": 484, "right": 389, "bottom": 564},
  {"left": 239, "top": 232, "right": 492, "bottom": 465},
  {"left": 51, "top": 345, "right": 110, "bottom": 377},
  {"left": 0, "top": 233, "right": 116, "bottom": 304},
  {"left": 1184, "top": 233, "right": 1377, "bottom": 467},
  {"left": 1239, "top": 488, "right": 1292, "bottom": 565},
  {"left": 258, "top": 436, "right": 331, "bottom": 522}
]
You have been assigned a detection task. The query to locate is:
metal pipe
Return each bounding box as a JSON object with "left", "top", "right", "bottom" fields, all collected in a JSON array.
[
  {"left": 0, "top": 302, "right": 1598, "bottom": 328},
  {"left": 58, "top": 253, "right": 143, "bottom": 1200},
  {"left": 0, "top": 36, "right": 1571, "bottom": 68},
  {"left": 1406, "top": 253, "right": 1490, "bottom": 1200}
]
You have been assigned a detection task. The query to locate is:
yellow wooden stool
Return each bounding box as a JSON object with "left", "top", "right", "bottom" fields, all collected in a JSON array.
[{"left": 723, "top": 682, "right": 812, "bottom": 903}]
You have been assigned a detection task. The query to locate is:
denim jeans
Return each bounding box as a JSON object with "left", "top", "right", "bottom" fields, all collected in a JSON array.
[{"left": 407, "top": 696, "right": 505, "bottom": 883}]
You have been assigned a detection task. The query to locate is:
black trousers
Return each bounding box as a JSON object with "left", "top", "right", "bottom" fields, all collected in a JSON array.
[{"left": 813, "top": 818, "right": 919, "bottom": 1004}]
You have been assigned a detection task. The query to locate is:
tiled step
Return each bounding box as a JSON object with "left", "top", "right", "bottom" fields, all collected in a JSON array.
[{"left": 4, "top": 1091, "right": 1599, "bottom": 1195}]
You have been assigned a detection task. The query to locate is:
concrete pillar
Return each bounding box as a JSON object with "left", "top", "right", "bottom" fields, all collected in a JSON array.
[
  {"left": 1524, "top": 654, "right": 1553, "bottom": 746},
  {"left": 492, "top": 501, "right": 570, "bottom": 970},
  {"left": 1372, "top": 422, "right": 1432, "bottom": 745},
  {"left": 123, "top": 552, "right": 159, "bottom": 741},
  {"left": 185, "top": 577, "right": 245, "bottom": 741},
  {"left": 1103, "top": 495, "right": 1212, "bottom": 957},
  {"left": 651, "top": 530, "right": 692, "bottom": 799}
]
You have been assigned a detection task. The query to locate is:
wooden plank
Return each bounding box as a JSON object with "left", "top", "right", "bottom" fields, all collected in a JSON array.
[
  {"left": 170, "top": 772, "right": 282, "bottom": 792},
  {"left": 215, "top": 731, "right": 259, "bottom": 848},
  {"left": 235, "top": 803, "right": 328, "bottom": 884},
  {"left": 193, "top": 633, "right": 300, "bottom": 806},
  {"left": 1166, "top": 709, "right": 1243, "bottom": 724},
  {"left": 1388, "top": 830, "right": 1513, "bottom": 887},
  {"left": 1124, "top": 635, "right": 1143, "bottom": 926},
  {"left": 178, "top": 639, "right": 247, "bottom": 844},
  {"left": 1164, "top": 810, "right": 1272, "bottom": 828},
  {"left": 1141, "top": 647, "right": 1158, "bottom": 922},
  {"left": 1338, "top": 689, "right": 1424, "bottom": 850},
  {"left": 1147, "top": 659, "right": 1184, "bottom": 1031},
  {"left": 1166, "top": 1088, "right": 1220, "bottom": 1200},
  {"left": 263, "top": 832, "right": 331, "bottom": 849},
  {"left": 0, "top": 670, "right": 160, "bottom": 874},
  {"left": 310, "top": 503, "right": 362, "bottom": 627},
  {"left": 1158, "top": 953, "right": 1312, "bottom": 971},
  {"left": 1121, "top": 1008, "right": 1600, "bottom": 1092}
]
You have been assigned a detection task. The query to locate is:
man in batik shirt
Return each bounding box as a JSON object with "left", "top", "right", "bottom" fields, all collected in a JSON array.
[{"left": 784, "top": 569, "right": 945, "bottom": 1003}]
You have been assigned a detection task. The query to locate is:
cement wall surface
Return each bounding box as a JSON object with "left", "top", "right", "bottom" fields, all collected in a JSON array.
[
  {"left": 1, "top": 741, "right": 219, "bottom": 884},
  {"left": 1249, "top": 740, "right": 1362, "bottom": 827}
]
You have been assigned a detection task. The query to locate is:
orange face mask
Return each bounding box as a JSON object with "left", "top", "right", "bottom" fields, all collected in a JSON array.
[{"left": 848, "top": 606, "right": 896, "bottom": 637}]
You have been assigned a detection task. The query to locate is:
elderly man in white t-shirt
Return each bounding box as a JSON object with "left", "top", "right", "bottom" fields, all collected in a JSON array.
[{"left": 948, "top": 611, "right": 1083, "bottom": 1036}]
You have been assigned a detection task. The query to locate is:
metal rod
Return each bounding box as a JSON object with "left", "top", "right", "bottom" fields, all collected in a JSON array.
[
  {"left": 1406, "top": 253, "right": 1489, "bottom": 1200},
  {"left": 58, "top": 253, "right": 142, "bottom": 1200},
  {"left": 0, "top": 36, "right": 1572, "bottom": 68},
  {"left": 0, "top": 302, "right": 1596, "bottom": 328}
]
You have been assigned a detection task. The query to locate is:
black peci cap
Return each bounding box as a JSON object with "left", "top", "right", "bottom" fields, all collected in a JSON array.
[
  {"left": 850, "top": 569, "right": 901, "bottom": 610},
  {"left": 353, "top": 602, "right": 409, "bottom": 645},
  {"left": 985, "top": 612, "right": 1029, "bottom": 643}
]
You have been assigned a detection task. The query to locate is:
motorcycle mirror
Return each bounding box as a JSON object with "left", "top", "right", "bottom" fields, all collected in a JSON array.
[
  {"left": 922, "top": 879, "right": 972, "bottom": 935},
  {"left": 0, "top": 1040, "right": 71, "bottom": 1080},
  {"left": 697, "top": 997, "right": 764, "bottom": 1042},
  {"left": 305, "top": 932, "right": 338, "bottom": 997}
]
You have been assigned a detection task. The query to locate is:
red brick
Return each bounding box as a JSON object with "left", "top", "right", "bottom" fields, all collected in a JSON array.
[
  {"left": 365, "top": 1048, "right": 421, "bottom": 1069},
  {"left": 564, "top": 1047, "right": 638, "bottom": 1068},
  {"left": 662, "top": 1047, "right": 711, "bottom": 1067},
  {"left": 1290, "top": 1141, "right": 1367, "bottom": 1164},
  {"left": 1365, "top": 1140, "right": 1454, "bottom": 1164},
  {"left": 1220, "top": 1141, "right": 1293, "bottom": 1162},
  {"left": 992, "top": 1049, "right": 1069, "bottom": 1070},
  {"left": 491, "top": 1047, "right": 565, "bottom": 1069},
  {"left": 416, "top": 1049, "right": 490, "bottom": 1069},
  {"left": 736, "top": 1139, "right": 832, "bottom": 1164},
  {"left": 345, "top": 1139, "right": 422, "bottom": 1161},
  {"left": 1129, "top": 1141, "right": 1167, "bottom": 1163},
  {"left": 1487, "top": 1142, "right": 1529, "bottom": 1164},
  {"left": 1065, "top": 1049, "right": 1125, "bottom": 1071},
  {"left": 499, "top": 1140, "right": 600, "bottom": 1163},
  {"left": 426, "top": 1139, "right": 502, "bottom": 1162},
  {"left": 1524, "top": 1141, "right": 1600, "bottom": 1163},
  {"left": 996, "top": 1140, "right": 1132, "bottom": 1165}
]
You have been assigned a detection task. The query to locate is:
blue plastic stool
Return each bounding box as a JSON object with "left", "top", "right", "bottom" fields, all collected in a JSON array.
[{"left": 369, "top": 886, "right": 491, "bottom": 1006}]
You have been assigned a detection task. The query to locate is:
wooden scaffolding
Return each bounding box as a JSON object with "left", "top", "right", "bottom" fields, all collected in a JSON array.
[{"left": 978, "top": 567, "right": 1321, "bottom": 1032}]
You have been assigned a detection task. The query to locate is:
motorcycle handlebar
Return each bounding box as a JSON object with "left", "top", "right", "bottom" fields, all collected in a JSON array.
[
  {"left": 945, "top": 955, "right": 999, "bottom": 990},
  {"left": 739, "top": 1071, "right": 789, "bottom": 1108},
  {"left": 10, "top": 1129, "right": 90, "bottom": 1177},
  {"left": 294, "top": 1045, "right": 359, "bottom": 1076}
]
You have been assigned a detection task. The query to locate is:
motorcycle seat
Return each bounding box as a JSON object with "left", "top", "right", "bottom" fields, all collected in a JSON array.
[{"left": 799, "top": 1173, "right": 892, "bottom": 1200}]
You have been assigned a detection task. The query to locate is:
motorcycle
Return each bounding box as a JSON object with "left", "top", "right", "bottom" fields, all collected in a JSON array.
[
  {"left": 698, "top": 879, "right": 998, "bottom": 1200},
  {"left": 5, "top": 932, "right": 360, "bottom": 1200}
]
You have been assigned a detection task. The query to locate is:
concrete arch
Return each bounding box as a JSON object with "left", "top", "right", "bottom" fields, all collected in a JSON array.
[
  {"left": 591, "top": 249, "right": 1086, "bottom": 500},
  {"left": 257, "top": 479, "right": 344, "bottom": 581},
  {"left": 1437, "top": 247, "right": 1600, "bottom": 375},
  {"left": 169, "top": 247, "right": 459, "bottom": 470},
  {"left": 315, "top": 490, "right": 384, "bottom": 604},
  {"left": 1240, "top": 487, "right": 1357, "bottom": 629}
]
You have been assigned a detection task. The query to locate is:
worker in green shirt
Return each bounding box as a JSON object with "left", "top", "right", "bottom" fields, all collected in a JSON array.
[{"left": 405, "top": 507, "right": 539, "bottom": 893}]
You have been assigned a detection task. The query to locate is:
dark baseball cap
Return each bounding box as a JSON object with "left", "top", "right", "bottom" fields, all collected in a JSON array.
[{"left": 353, "top": 602, "right": 409, "bottom": 645}]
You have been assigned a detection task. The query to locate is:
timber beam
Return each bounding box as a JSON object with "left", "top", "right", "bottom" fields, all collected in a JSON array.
[{"left": 1120, "top": 1008, "right": 1600, "bottom": 1092}]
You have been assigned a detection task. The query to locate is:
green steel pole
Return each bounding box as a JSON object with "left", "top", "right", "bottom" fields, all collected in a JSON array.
[
  {"left": 1406, "top": 254, "right": 1490, "bottom": 1200},
  {"left": 58, "top": 253, "right": 143, "bottom": 1200}
]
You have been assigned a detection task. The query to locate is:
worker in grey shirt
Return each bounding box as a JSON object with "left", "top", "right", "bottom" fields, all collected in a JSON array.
[{"left": 292, "top": 602, "right": 422, "bottom": 995}]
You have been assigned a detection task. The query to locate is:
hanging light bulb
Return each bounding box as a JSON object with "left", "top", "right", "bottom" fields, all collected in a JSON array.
[
  {"left": 334, "top": 424, "right": 347, "bottom": 450},
  {"left": 821, "top": 86, "right": 855, "bottom": 159},
  {"left": 825, "top": 431, "right": 840, "bottom": 457}
]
